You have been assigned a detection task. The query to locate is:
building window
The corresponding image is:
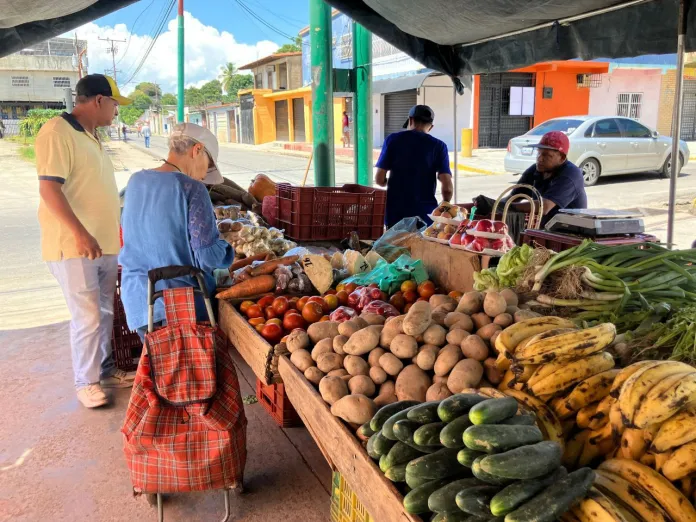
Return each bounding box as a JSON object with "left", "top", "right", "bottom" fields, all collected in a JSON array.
[
  {"left": 255, "top": 73, "right": 263, "bottom": 89},
  {"left": 11, "top": 76, "right": 30, "bottom": 87},
  {"left": 616, "top": 93, "right": 642, "bottom": 119},
  {"left": 53, "top": 76, "right": 71, "bottom": 88}
]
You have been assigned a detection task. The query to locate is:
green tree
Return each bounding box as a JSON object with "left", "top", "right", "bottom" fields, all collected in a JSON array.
[
  {"left": 184, "top": 86, "right": 206, "bottom": 108},
  {"left": 18, "top": 109, "right": 63, "bottom": 137},
  {"left": 275, "top": 42, "right": 301, "bottom": 53},
  {"left": 133, "top": 93, "right": 152, "bottom": 110},
  {"left": 161, "top": 93, "right": 177, "bottom": 105},
  {"left": 134, "top": 82, "right": 161, "bottom": 98},
  {"left": 119, "top": 105, "right": 144, "bottom": 125},
  {"left": 200, "top": 79, "right": 223, "bottom": 102},
  {"left": 221, "top": 74, "right": 253, "bottom": 100},
  {"left": 219, "top": 62, "right": 237, "bottom": 94}
]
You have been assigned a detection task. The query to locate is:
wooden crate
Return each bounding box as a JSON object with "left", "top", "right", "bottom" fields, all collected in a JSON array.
[{"left": 278, "top": 356, "right": 420, "bottom": 522}]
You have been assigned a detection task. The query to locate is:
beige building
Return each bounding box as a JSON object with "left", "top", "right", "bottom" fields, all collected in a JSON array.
[
  {"left": 0, "top": 37, "right": 86, "bottom": 132},
  {"left": 239, "top": 52, "right": 303, "bottom": 92}
]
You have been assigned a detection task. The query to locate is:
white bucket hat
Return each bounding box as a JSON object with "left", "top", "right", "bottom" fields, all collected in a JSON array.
[{"left": 170, "top": 122, "right": 223, "bottom": 185}]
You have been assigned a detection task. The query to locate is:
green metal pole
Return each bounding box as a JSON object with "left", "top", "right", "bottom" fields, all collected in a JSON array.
[
  {"left": 177, "top": 0, "right": 184, "bottom": 123},
  {"left": 352, "top": 22, "right": 372, "bottom": 186},
  {"left": 310, "top": 0, "right": 334, "bottom": 186}
]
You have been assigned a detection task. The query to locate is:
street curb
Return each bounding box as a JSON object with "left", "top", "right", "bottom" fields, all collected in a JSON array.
[{"left": 449, "top": 161, "right": 503, "bottom": 176}]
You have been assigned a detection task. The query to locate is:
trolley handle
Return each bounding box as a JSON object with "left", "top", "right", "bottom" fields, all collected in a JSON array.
[{"left": 146, "top": 265, "right": 217, "bottom": 332}]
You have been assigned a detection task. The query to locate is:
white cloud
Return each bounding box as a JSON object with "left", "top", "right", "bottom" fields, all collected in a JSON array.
[{"left": 66, "top": 11, "right": 280, "bottom": 95}]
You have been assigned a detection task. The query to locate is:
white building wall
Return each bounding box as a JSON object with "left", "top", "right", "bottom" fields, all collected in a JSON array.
[
  {"left": 588, "top": 68, "right": 663, "bottom": 130},
  {"left": 418, "top": 74, "right": 473, "bottom": 151},
  {"left": 372, "top": 93, "right": 384, "bottom": 148}
]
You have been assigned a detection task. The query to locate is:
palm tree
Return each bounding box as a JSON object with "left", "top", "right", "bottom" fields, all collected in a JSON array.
[{"left": 219, "top": 62, "right": 237, "bottom": 95}]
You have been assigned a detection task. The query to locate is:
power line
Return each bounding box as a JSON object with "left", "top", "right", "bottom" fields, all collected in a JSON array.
[
  {"left": 242, "top": 0, "right": 306, "bottom": 29},
  {"left": 120, "top": 0, "right": 174, "bottom": 78},
  {"left": 99, "top": 36, "right": 127, "bottom": 83},
  {"left": 231, "top": 0, "right": 299, "bottom": 43},
  {"left": 116, "top": 0, "right": 158, "bottom": 65}
]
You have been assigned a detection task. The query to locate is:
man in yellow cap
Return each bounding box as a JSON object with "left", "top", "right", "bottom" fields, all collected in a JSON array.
[{"left": 35, "top": 74, "right": 134, "bottom": 409}]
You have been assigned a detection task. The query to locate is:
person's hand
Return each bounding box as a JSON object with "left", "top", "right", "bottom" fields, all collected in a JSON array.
[{"left": 75, "top": 229, "right": 102, "bottom": 260}]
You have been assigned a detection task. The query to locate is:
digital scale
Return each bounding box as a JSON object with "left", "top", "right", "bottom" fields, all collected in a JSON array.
[{"left": 545, "top": 209, "right": 645, "bottom": 237}]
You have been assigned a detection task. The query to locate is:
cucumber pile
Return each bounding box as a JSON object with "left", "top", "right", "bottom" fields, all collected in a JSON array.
[{"left": 365, "top": 393, "right": 595, "bottom": 522}]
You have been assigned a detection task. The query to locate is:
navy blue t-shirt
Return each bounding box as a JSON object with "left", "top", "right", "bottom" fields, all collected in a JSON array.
[
  {"left": 376, "top": 130, "right": 451, "bottom": 227},
  {"left": 515, "top": 161, "right": 587, "bottom": 227}
]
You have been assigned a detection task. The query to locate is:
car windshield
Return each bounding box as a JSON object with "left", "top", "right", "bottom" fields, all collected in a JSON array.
[{"left": 527, "top": 119, "right": 584, "bottom": 136}]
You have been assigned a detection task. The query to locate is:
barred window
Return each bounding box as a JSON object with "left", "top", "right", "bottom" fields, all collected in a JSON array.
[
  {"left": 616, "top": 93, "right": 642, "bottom": 119},
  {"left": 11, "top": 76, "right": 30, "bottom": 87},
  {"left": 53, "top": 76, "right": 71, "bottom": 88}
]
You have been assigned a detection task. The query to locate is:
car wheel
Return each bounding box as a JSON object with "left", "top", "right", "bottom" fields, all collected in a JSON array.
[
  {"left": 580, "top": 158, "right": 601, "bottom": 187},
  {"left": 661, "top": 153, "right": 684, "bottom": 178}
]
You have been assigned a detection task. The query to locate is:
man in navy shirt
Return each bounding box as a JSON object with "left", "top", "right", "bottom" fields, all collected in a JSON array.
[
  {"left": 511, "top": 131, "right": 587, "bottom": 227},
  {"left": 375, "top": 105, "right": 453, "bottom": 228}
]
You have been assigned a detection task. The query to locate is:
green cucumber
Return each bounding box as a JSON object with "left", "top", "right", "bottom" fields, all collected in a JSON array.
[
  {"left": 438, "top": 394, "right": 487, "bottom": 422},
  {"left": 463, "top": 425, "right": 543, "bottom": 453},
  {"left": 379, "top": 454, "right": 389, "bottom": 472},
  {"left": 358, "top": 422, "right": 376, "bottom": 438},
  {"left": 455, "top": 485, "right": 499, "bottom": 517},
  {"left": 405, "top": 448, "right": 463, "bottom": 481},
  {"left": 468, "top": 397, "right": 518, "bottom": 425},
  {"left": 430, "top": 513, "right": 472, "bottom": 522},
  {"left": 393, "top": 419, "right": 422, "bottom": 444},
  {"left": 384, "top": 462, "right": 408, "bottom": 482},
  {"left": 501, "top": 414, "right": 536, "bottom": 426},
  {"left": 414, "top": 422, "right": 447, "bottom": 446},
  {"left": 373, "top": 430, "right": 396, "bottom": 456},
  {"left": 405, "top": 468, "right": 433, "bottom": 489},
  {"left": 405, "top": 441, "right": 441, "bottom": 454},
  {"left": 371, "top": 400, "right": 420, "bottom": 433},
  {"left": 479, "top": 441, "right": 562, "bottom": 480},
  {"left": 457, "top": 448, "right": 484, "bottom": 467},
  {"left": 504, "top": 468, "right": 595, "bottom": 522},
  {"left": 382, "top": 441, "right": 425, "bottom": 471},
  {"left": 382, "top": 404, "right": 420, "bottom": 440},
  {"left": 439, "top": 414, "right": 473, "bottom": 448},
  {"left": 427, "top": 478, "right": 483, "bottom": 513},
  {"left": 403, "top": 478, "right": 451, "bottom": 514},
  {"left": 471, "top": 456, "right": 513, "bottom": 486},
  {"left": 407, "top": 401, "right": 442, "bottom": 424},
  {"left": 489, "top": 467, "right": 567, "bottom": 516},
  {"left": 366, "top": 432, "right": 381, "bottom": 459}
]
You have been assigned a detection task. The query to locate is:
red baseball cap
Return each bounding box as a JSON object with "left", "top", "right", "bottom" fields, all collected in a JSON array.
[{"left": 531, "top": 131, "right": 570, "bottom": 156}]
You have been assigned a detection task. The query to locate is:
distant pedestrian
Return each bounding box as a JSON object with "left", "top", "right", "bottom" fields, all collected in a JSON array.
[
  {"left": 0, "top": 119, "right": 5, "bottom": 139},
  {"left": 142, "top": 122, "right": 151, "bottom": 148},
  {"left": 35, "top": 74, "right": 135, "bottom": 409},
  {"left": 122, "top": 124, "right": 128, "bottom": 141},
  {"left": 342, "top": 110, "right": 351, "bottom": 148},
  {"left": 137, "top": 125, "right": 142, "bottom": 137}
]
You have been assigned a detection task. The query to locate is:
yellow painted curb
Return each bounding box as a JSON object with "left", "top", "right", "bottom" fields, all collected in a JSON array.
[{"left": 448, "top": 160, "right": 503, "bottom": 176}]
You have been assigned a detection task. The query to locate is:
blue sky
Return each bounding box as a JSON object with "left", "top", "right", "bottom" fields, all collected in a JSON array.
[{"left": 71, "top": 0, "right": 312, "bottom": 94}]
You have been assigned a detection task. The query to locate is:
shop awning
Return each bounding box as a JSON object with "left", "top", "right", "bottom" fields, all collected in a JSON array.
[
  {"left": 325, "top": 0, "right": 696, "bottom": 90},
  {"left": 372, "top": 71, "right": 433, "bottom": 94},
  {"left": 0, "top": 0, "right": 139, "bottom": 58}
]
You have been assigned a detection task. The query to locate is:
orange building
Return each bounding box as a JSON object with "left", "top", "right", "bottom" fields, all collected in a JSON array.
[{"left": 472, "top": 61, "right": 609, "bottom": 149}]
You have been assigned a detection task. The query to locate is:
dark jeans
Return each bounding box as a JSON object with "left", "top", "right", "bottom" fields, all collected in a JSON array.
[{"left": 144, "top": 136, "right": 150, "bottom": 148}]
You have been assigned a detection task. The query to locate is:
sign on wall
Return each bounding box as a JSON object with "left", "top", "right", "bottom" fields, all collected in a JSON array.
[{"left": 509, "top": 86, "right": 535, "bottom": 116}]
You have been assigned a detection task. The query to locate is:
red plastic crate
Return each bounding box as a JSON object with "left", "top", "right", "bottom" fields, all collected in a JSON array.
[
  {"left": 255, "top": 379, "right": 302, "bottom": 428},
  {"left": 276, "top": 183, "right": 386, "bottom": 241},
  {"left": 112, "top": 267, "right": 142, "bottom": 371},
  {"left": 521, "top": 229, "right": 659, "bottom": 252}
]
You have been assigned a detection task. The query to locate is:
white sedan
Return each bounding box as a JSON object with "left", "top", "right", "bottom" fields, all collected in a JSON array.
[{"left": 504, "top": 116, "right": 690, "bottom": 187}]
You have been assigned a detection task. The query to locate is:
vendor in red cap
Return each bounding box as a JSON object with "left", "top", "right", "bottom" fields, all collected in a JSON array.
[{"left": 509, "top": 130, "right": 587, "bottom": 227}]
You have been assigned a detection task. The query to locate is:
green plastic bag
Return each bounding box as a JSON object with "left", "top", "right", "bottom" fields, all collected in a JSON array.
[{"left": 340, "top": 254, "right": 429, "bottom": 294}]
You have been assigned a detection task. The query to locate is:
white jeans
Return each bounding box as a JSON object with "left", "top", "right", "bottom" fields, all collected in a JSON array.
[{"left": 47, "top": 255, "right": 119, "bottom": 388}]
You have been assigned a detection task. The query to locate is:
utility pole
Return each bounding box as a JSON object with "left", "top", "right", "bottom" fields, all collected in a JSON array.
[
  {"left": 99, "top": 36, "right": 126, "bottom": 83},
  {"left": 177, "top": 0, "right": 185, "bottom": 122},
  {"left": 352, "top": 22, "right": 372, "bottom": 186}
]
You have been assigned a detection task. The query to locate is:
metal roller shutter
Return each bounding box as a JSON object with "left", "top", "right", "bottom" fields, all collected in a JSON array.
[
  {"left": 240, "top": 94, "right": 255, "bottom": 145},
  {"left": 275, "top": 100, "right": 289, "bottom": 141},
  {"left": 292, "top": 98, "right": 305, "bottom": 142},
  {"left": 384, "top": 89, "right": 416, "bottom": 139}
]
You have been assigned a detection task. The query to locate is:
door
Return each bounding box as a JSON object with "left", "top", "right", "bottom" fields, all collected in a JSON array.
[
  {"left": 345, "top": 96, "right": 354, "bottom": 145},
  {"left": 681, "top": 79, "right": 696, "bottom": 140},
  {"left": 292, "top": 98, "right": 305, "bottom": 142},
  {"left": 240, "top": 94, "right": 255, "bottom": 145},
  {"left": 384, "top": 89, "right": 417, "bottom": 139},
  {"left": 617, "top": 118, "right": 661, "bottom": 171},
  {"left": 275, "top": 100, "right": 289, "bottom": 141},
  {"left": 478, "top": 73, "right": 534, "bottom": 148},
  {"left": 279, "top": 63, "right": 288, "bottom": 90},
  {"left": 590, "top": 118, "right": 628, "bottom": 173},
  {"left": 227, "top": 109, "right": 237, "bottom": 143}
]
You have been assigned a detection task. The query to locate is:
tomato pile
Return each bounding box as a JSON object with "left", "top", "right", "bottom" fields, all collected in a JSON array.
[{"left": 237, "top": 279, "right": 452, "bottom": 344}]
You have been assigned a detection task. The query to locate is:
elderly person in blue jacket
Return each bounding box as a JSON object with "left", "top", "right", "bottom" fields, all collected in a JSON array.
[{"left": 119, "top": 123, "right": 233, "bottom": 340}]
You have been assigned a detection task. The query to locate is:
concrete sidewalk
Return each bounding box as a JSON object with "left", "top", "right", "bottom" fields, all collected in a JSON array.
[{"left": 0, "top": 322, "right": 331, "bottom": 522}]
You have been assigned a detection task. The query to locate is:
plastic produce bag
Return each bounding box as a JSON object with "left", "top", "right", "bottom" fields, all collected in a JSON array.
[
  {"left": 362, "top": 300, "right": 399, "bottom": 318},
  {"left": 329, "top": 306, "right": 358, "bottom": 323},
  {"left": 372, "top": 216, "right": 427, "bottom": 263},
  {"left": 340, "top": 254, "right": 428, "bottom": 295},
  {"left": 274, "top": 265, "right": 293, "bottom": 292}
]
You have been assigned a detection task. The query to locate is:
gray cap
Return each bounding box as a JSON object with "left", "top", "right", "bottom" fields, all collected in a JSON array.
[{"left": 170, "top": 122, "right": 223, "bottom": 185}]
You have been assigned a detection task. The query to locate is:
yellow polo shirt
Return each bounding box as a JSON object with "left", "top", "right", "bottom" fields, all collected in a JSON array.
[{"left": 36, "top": 113, "right": 120, "bottom": 261}]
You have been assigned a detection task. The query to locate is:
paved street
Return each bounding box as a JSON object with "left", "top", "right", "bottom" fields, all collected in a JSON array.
[{"left": 3, "top": 135, "right": 696, "bottom": 330}]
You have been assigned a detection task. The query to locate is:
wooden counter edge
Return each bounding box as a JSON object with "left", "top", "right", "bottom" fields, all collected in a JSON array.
[{"left": 278, "top": 355, "right": 420, "bottom": 522}]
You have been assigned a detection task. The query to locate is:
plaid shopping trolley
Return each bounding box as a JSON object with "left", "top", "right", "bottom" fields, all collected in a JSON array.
[{"left": 122, "top": 266, "right": 247, "bottom": 522}]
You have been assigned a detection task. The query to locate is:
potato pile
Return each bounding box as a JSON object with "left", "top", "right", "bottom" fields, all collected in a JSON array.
[{"left": 288, "top": 289, "right": 534, "bottom": 427}]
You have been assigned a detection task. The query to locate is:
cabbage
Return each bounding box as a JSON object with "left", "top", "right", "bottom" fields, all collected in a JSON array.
[
  {"left": 496, "top": 245, "right": 533, "bottom": 288},
  {"left": 474, "top": 268, "right": 500, "bottom": 291}
]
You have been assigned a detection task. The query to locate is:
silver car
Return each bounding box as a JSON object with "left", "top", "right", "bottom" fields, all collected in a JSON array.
[{"left": 504, "top": 116, "right": 690, "bottom": 186}]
